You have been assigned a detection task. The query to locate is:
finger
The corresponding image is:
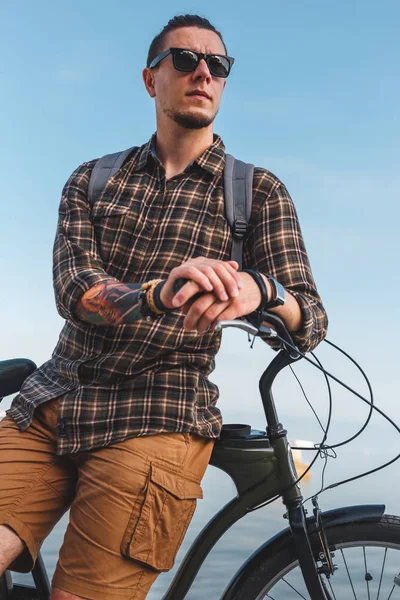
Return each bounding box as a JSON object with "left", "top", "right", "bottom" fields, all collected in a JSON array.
[
  {"left": 206, "top": 264, "right": 241, "bottom": 300},
  {"left": 180, "top": 299, "right": 193, "bottom": 315},
  {"left": 172, "top": 278, "right": 189, "bottom": 294},
  {"left": 183, "top": 293, "right": 218, "bottom": 331},
  {"left": 179, "top": 293, "right": 202, "bottom": 315},
  {"left": 196, "top": 299, "right": 230, "bottom": 333},
  {"left": 198, "top": 267, "right": 229, "bottom": 302},
  {"left": 192, "top": 258, "right": 243, "bottom": 289},
  {"left": 210, "top": 304, "right": 239, "bottom": 329},
  {"left": 172, "top": 280, "right": 204, "bottom": 307},
  {"left": 170, "top": 268, "right": 213, "bottom": 306},
  {"left": 225, "top": 262, "right": 245, "bottom": 288},
  {"left": 227, "top": 260, "right": 239, "bottom": 271},
  {"left": 185, "top": 259, "right": 243, "bottom": 290}
]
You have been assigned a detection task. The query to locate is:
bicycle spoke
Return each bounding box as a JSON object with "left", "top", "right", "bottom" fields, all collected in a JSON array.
[
  {"left": 387, "top": 585, "right": 395, "bottom": 599},
  {"left": 340, "top": 549, "right": 358, "bottom": 600},
  {"left": 376, "top": 547, "right": 387, "bottom": 600},
  {"left": 364, "top": 546, "right": 371, "bottom": 600},
  {"left": 253, "top": 518, "right": 400, "bottom": 600},
  {"left": 282, "top": 577, "right": 308, "bottom": 599}
]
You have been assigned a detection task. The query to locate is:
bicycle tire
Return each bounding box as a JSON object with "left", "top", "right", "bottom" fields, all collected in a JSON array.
[{"left": 228, "top": 514, "right": 400, "bottom": 599}]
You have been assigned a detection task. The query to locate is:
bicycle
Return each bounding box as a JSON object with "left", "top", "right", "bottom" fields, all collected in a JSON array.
[{"left": 1, "top": 313, "right": 399, "bottom": 599}]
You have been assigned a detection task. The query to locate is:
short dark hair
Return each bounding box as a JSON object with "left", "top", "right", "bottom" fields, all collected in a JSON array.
[{"left": 146, "top": 14, "right": 227, "bottom": 67}]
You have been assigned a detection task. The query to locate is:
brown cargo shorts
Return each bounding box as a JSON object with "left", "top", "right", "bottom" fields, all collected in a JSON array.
[{"left": 0, "top": 399, "right": 214, "bottom": 599}]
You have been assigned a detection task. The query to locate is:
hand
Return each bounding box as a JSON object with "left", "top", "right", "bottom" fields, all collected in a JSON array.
[
  {"left": 160, "top": 257, "right": 244, "bottom": 310},
  {"left": 181, "top": 272, "right": 270, "bottom": 332}
]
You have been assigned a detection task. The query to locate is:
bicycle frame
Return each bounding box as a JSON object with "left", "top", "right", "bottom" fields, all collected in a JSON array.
[
  {"left": 160, "top": 348, "right": 333, "bottom": 599},
  {"left": 2, "top": 345, "right": 386, "bottom": 600}
]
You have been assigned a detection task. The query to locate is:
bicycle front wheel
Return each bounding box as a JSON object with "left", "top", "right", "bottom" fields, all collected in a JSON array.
[{"left": 229, "top": 514, "right": 400, "bottom": 599}]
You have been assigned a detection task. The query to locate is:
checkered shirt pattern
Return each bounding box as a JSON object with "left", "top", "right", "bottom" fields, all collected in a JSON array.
[{"left": 8, "top": 134, "right": 328, "bottom": 454}]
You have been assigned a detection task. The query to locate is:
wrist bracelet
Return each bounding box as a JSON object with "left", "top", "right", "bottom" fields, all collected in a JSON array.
[
  {"left": 139, "top": 279, "right": 164, "bottom": 319},
  {"left": 153, "top": 281, "right": 174, "bottom": 313},
  {"left": 241, "top": 269, "right": 269, "bottom": 310}
]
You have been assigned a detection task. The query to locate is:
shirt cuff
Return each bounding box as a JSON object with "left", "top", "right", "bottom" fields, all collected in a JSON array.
[{"left": 289, "top": 291, "right": 328, "bottom": 353}]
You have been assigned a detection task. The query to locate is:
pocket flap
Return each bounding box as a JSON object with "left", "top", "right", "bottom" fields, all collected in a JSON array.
[
  {"left": 92, "top": 203, "right": 131, "bottom": 218},
  {"left": 150, "top": 465, "right": 203, "bottom": 500}
]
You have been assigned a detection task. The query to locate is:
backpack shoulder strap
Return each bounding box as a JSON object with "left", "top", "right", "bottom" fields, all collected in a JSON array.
[
  {"left": 88, "top": 148, "right": 254, "bottom": 269},
  {"left": 224, "top": 154, "right": 254, "bottom": 269},
  {"left": 87, "top": 146, "right": 137, "bottom": 206}
]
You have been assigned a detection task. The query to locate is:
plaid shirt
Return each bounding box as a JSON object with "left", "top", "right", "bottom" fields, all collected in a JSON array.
[{"left": 8, "top": 134, "right": 327, "bottom": 454}]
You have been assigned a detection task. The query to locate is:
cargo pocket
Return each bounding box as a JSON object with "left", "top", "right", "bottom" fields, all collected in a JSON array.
[{"left": 121, "top": 463, "right": 203, "bottom": 571}]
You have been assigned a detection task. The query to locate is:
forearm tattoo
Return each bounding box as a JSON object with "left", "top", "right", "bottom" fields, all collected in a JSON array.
[{"left": 75, "top": 281, "right": 142, "bottom": 325}]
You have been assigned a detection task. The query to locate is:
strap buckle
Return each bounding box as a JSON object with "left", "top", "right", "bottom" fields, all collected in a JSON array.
[{"left": 233, "top": 218, "right": 248, "bottom": 239}]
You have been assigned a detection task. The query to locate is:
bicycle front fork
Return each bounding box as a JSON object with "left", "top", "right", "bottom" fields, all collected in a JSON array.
[{"left": 288, "top": 500, "right": 334, "bottom": 600}]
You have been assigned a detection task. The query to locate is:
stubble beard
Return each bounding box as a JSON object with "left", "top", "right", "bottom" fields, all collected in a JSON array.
[{"left": 164, "top": 106, "right": 218, "bottom": 130}]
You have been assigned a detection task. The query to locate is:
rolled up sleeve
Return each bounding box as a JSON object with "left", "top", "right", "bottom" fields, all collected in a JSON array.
[
  {"left": 245, "top": 178, "right": 328, "bottom": 353},
  {"left": 53, "top": 162, "right": 118, "bottom": 322}
]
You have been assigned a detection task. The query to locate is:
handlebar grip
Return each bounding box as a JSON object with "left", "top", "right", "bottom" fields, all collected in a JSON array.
[
  {"left": 173, "top": 278, "right": 204, "bottom": 302},
  {"left": 173, "top": 278, "right": 188, "bottom": 294}
]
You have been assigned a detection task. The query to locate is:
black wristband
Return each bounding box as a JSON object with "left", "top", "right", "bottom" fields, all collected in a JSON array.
[
  {"left": 139, "top": 280, "right": 171, "bottom": 320},
  {"left": 264, "top": 274, "right": 286, "bottom": 308},
  {"left": 153, "top": 281, "right": 168, "bottom": 312},
  {"left": 242, "top": 269, "right": 269, "bottom": 310}
]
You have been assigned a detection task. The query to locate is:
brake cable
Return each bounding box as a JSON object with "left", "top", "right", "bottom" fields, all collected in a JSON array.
[{"left": 273, "top": 334, "right": 400, "bottom": 494}]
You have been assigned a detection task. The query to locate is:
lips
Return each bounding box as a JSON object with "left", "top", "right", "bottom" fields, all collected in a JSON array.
[{"left": 187, "top": 90, "right": 211, "bottom": 100}]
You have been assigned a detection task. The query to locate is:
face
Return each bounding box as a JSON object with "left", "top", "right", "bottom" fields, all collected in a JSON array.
[{"left": 143, "top": 27, "right": 227, "bottom": 130}]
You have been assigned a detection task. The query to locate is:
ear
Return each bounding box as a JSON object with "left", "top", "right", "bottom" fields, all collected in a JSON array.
[{"left": 142, "top": 67, "right": 156, "bottom": 98}]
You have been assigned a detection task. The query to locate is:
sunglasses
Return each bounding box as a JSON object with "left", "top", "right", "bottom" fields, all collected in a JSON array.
[{"left": 149, "top": 47, "right": 235, "bottom": 78}]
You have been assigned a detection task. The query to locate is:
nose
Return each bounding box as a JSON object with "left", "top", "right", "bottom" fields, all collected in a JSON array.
[{"left": 192, "top": 58, "right": 212, "bottom": 82}]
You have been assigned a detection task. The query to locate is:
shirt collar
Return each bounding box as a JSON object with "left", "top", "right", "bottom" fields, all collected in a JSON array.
[
  {"left": 132, "top": 135, "right": 156, "bottom": 172},
  {"left": 194, "top": 134, "right": 225, "bottom": 176},
  {"left": 131, "top": 133, "right": 226, "bottom": 177}
]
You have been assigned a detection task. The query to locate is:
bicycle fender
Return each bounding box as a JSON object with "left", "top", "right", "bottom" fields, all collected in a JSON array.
[{"left": 220, "top": 504, "right": 385, "bottom": 600}]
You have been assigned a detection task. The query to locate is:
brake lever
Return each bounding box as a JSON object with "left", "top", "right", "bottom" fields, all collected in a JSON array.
[{"left": 214, "top": 320, "right": 278, "bottom": 339}]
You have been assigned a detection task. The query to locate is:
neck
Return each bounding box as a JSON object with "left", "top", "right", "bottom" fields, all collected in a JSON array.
[{"left": 155, "top": 118, "right": 214, "bottom": 179}]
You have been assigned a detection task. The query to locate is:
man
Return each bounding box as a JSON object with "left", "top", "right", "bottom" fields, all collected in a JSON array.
[{"left": 0, "top": 14, "right": 328, "bottom": 600}]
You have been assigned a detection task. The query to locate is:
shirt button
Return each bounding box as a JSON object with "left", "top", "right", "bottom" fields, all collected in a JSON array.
[
  {"left": 57, "top": 419, "right": 67, "bottom": 438},
  {"left": 145, "top": 222, "right": 153, "bottom": 230}
]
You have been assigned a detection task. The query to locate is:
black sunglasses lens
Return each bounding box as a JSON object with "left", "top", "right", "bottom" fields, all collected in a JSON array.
[
  {"left": 174, "top": 50, "right": 199, "bottom": 72},
  {"left": 208, "top": 55, "right": 230, "bottom": 77}
]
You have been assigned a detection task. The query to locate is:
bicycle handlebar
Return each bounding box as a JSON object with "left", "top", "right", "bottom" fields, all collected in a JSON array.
[
  {"left": 173, "top": 277, "right": 299, "bottom": 356},
  {"left": 218, "top": 314, "right": 300, "bottom": 359}
]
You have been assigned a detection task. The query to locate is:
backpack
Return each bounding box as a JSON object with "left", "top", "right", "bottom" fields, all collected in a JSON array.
[{"left": 88, "top": 147, "right": 254, "bottom": 269}]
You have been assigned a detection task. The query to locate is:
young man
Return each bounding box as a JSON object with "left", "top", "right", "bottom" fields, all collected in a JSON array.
[{"left": 0, "top": 14, "right": 328, "bottom": 600}]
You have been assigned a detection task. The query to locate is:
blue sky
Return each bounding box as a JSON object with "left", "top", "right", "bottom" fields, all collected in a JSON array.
[{"left": 0, "top": 0, "right": 399, "bottom": 443}]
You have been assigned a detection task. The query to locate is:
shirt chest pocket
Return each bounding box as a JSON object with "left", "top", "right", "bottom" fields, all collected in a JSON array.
[{"left": 91, "top": 203, "right": 136, "bottom": 267}]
